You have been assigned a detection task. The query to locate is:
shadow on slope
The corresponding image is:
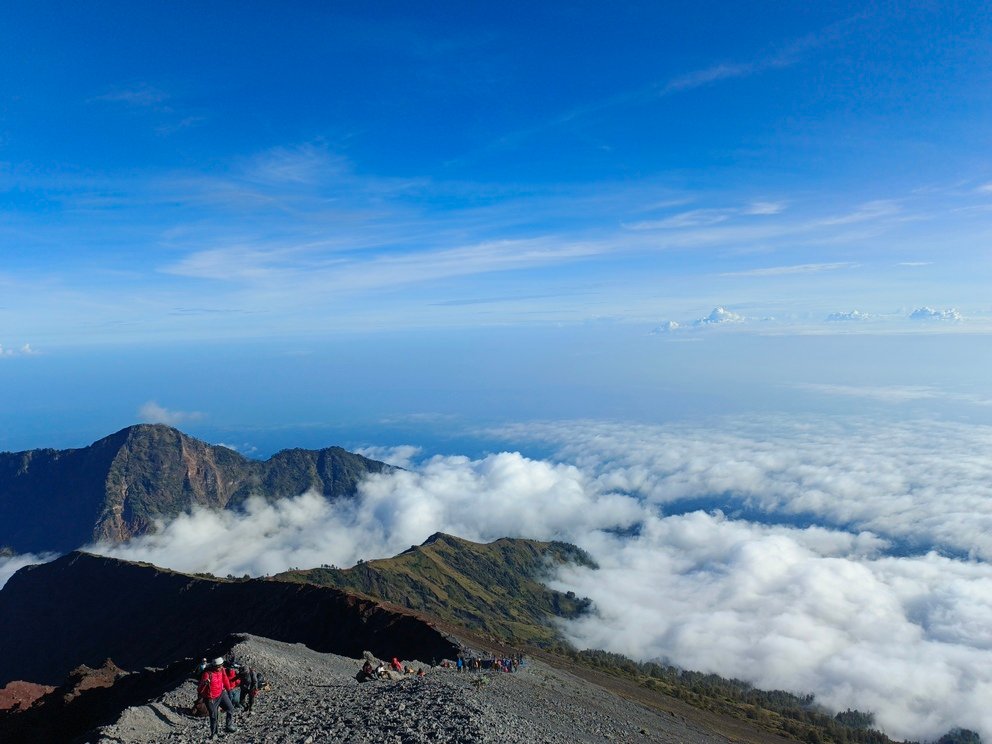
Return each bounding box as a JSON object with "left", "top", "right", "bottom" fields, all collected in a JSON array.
[{"left": 0, "top": 552, "right": 457, "bottom": 687}]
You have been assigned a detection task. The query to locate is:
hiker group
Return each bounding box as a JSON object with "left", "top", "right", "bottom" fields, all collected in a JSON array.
[
  {"left": 452, "top": 653, "right": 522, "bottom": 673},
  {"left": 194, "top": 656, "right": 265, "bottom": 739},
  {"left": 356, "top": 654, "right": 428, "bottom": 682},
  {"left": 193, "top": 649, "right": 523, "bottom": 737}
]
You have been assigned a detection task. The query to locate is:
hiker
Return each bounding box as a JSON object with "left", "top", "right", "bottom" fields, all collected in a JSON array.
[
  {"left": 227, "top": 663, "right": 242, "bottom": 706},
  {"left": 390, "top": 656, "right": 403, "bottom": 673},
  {"left": 197, "top": 657, "right": 237, "bottom": 738},
  {"left": 191, "top": 658, "right": 210, "bottom": 715},
  {"left": 238, "top": 665, "right": 259, "bottom": 715},
  {"left": 357, "top": 660, "right": 375, "bottom": 683}
]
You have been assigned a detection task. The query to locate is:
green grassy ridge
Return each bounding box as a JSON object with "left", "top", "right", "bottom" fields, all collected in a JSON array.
[
  {"left": 562, "top": 649, "right": 981, "bottom": 744},
  {"left": 273, "top": 532, "right": 596, "bottom": 645}
]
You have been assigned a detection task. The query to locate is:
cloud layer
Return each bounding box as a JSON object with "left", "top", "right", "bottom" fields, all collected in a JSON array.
[{"left": 4, "top": 416, "right": 990, "bottom": 739}]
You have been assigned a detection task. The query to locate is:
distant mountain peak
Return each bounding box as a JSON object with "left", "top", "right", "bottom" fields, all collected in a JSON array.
[
  {"left": 0, "top": 426, "right": 391, "bottom": 554},
  {"left": 421, "top": 531, "right": 460, "bottom": 546}
]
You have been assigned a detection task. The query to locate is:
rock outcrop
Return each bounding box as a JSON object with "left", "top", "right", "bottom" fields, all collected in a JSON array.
[{"left": 0, "top": 680, "right": 55, "bottom": 712}]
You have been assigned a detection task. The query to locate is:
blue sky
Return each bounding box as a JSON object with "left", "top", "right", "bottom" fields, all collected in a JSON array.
[{"left": 1, "top": 1, "right": 992, "bottom": 451}]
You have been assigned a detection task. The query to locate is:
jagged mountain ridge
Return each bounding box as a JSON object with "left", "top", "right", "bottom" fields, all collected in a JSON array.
[
  {"left": 0, "top": 424, "right": 391, "bottom": 553},
  {"left": 274, "top": 531, "right": 597, "bottom": 646},
  {"left": 0, "top": 551, "right": 457, "bottom": 687}
]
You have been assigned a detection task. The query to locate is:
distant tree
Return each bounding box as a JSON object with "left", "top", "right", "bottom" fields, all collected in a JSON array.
[
  {"left": 936, "top": 729, "right": 982, "bottom": 744},
  {"left": 836, "top": 709, "right": 875, "bottom": 729}
]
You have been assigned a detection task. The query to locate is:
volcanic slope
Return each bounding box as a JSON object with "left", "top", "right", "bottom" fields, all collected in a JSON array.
[
  {"left": 0, "top": 551, "right": 456, "bottom": 687},
  {"left": 274, "top": 532, "right": 596, "bottom": 646},
  {"left": 0, "top": 424, "right": 390, "bottom": 552},
  {"left": 92, "top": 634, "right": 735, "bottom": 744}
]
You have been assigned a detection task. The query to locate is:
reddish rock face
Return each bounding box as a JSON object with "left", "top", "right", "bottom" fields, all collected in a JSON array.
[
  {"left": 58, "top": 660, "right": 126, "bottom": 704},
  {"left": 0, "top": 650, "right": 198, "bottom": 743},
  {"left": 0, "top": 681, "right": 55, "bottom": 712}
]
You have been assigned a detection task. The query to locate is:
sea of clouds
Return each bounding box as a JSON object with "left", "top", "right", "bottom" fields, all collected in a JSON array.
[{"left": 3, "top": 416, "right": 991, "bottom": 739}]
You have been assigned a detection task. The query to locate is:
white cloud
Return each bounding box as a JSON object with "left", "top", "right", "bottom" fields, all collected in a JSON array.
[
  {"left": 826, "top": 310, "right": 870, "bottom": 321},
  {"left": 0, "top": 343, "right": 38, "bottom": 357},
  {"left": 818, "top": 200, "right": 901, "bottom": 226},
  {"left": 910, "top": 306, "right": 962, "bottom": 321},
  {"left": 500, "top": 418, "right": 992, "bottom": 561},
  {"left": 214, "top": 442, "right": 258, "bottom": 456},
  {"left": 354, "top": 444, "right": 423, "bottom": 469},
  {"left": 625, "top": 201, "right": 785, "bottom": 231},
  {"left": 624, "top": 208, "right": 734, "bottom": 230},
  {"left": 650, "top": 320, "right": 680, "bottom": 334},
  {"left": 795, "top": 383, "right": 941, "bottom": 402},
  {"left": 0, "top": 552, "right": 57, "bottom": 588},
  {"left": 694, "top": 306, "right": 744, "bottom": 325},
  {"left": 794, "top": 384, "right": 992, "bottom": 408},
  {"left": 744, "top": 201, "right": 785, "bottom": 215},
  {"left": 553, "top": 515, "right": 992, "bottom": 741},
  {"left": 723, "top": 262, "right": 856, "bottom": 278},
  {"left": 138, "top": 401, "right": 204, "bottom": 426},
  {"left": 91, "top": 84, "right": 170, "bottom": 108}
]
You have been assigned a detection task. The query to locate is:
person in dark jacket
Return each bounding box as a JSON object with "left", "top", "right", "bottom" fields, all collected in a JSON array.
[
  {"left": 197, "top": 657, "right": 237, "bottom": 738},
  {"left": 238, "top": 665, "right": 259, "bottom": 715}
]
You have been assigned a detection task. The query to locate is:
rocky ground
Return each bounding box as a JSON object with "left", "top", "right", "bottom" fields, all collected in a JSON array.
[
  {"left": 0, "top": 679, "right": 55, "bottom": 711},
  {"left": 90, "top": 635, "right": 732, "bottom": 744}
]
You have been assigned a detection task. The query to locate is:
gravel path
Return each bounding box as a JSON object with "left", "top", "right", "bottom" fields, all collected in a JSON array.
[{"left": 92, "top": 635, "right": 730, "bottom": 744}]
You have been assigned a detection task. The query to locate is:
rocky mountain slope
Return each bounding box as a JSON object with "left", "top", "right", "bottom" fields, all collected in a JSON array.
[
  {"left": 4, "top": 634, "right": 738, "bottom": 744},
  {"left": 0, "top": 424, "right": 390, "bottom": 552},
  {"left": 276, "top": 532, "right": 597, "bottom": 646},
  {"left": 0, "top": 551, "right": 456, "bottom": 687}
]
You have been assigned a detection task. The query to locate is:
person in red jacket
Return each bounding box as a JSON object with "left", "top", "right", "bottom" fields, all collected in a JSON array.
[
  {"left": 197, "top": 657, "right": 237, "bottom": 738},
  {"left": 226, "top": 664, "right": 242, "bottom": 707}
]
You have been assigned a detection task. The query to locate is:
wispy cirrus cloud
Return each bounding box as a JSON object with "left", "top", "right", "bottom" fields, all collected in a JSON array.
[
  {"left": 493, "top": 16, "right": 862, "bottom": 150},
  {"left": 164, "top": 234, "right": 612, "bottom": 291},
  {"left": 4, "top": 141, "right": 990, "bottom": 342},
  {"left": 721, "top": 262, "right": 857, "bottom": 278},
  {"left": 817, "top": 199, "right": 901, "bottom": 226},
  {"left": 795, "top": 383, "right": 950, "bottom": 403},
  {"left": 624, "top": 200, "right": 787, "bottom": 231},
  {"left": 91, "top": 83, "right": 170, "bottom": 108}
]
